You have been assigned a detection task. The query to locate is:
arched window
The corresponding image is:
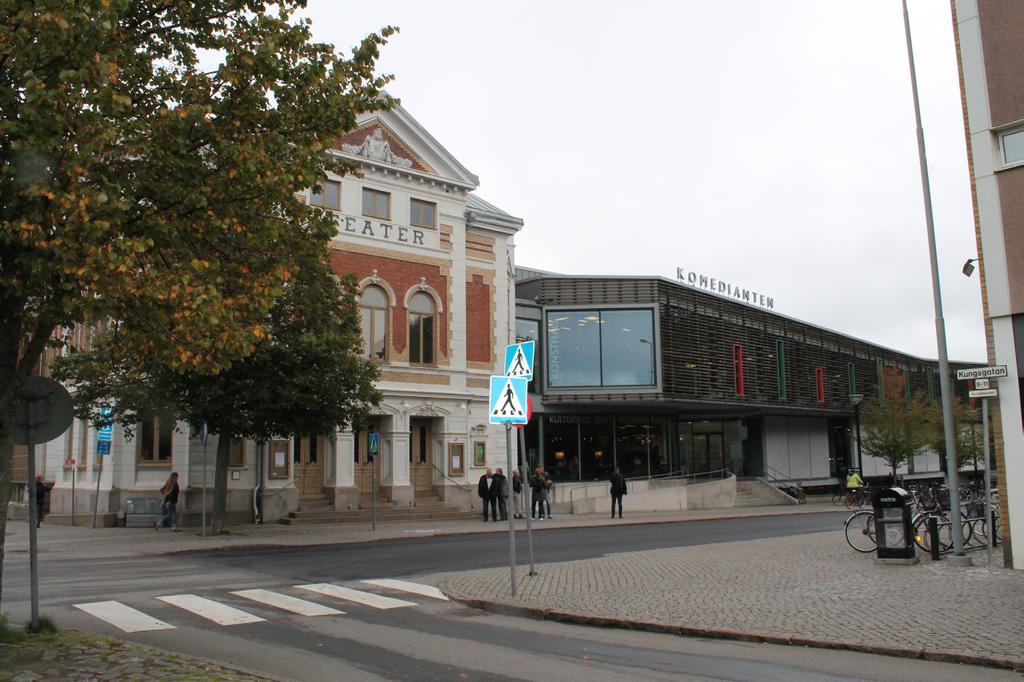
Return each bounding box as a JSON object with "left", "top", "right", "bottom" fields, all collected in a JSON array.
[
  {"left": 359, "top": 286, "right": 388, "bottom": 360},
  {"left": 408, "top": 291, "right": 435, "bottom": 365}
]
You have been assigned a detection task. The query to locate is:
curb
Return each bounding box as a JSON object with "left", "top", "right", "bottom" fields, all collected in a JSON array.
[{"left": 439, "top": 586, "right": 1024, "bottom": 673}]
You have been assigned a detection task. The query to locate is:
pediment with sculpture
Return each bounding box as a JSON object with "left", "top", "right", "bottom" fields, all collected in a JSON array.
[{"left": 336, "top": 121, "right": 434, "bottom": 174}]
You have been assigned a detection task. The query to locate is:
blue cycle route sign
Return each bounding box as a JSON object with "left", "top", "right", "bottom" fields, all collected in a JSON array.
[
  {"left": 367, "top": 432, "right": 380, "bottom": 460},
  {"left": 96, "top": 406, "right": 113, "bottom": 456}
]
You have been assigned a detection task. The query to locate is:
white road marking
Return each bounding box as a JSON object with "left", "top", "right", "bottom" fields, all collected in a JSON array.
[
  {"left": 295, "top": 583, "right": 416, "bottom": 609},
  {"left": 74, "top": 601, "right": 175, "bottom": 633},
  {"left": 360, "top": 578, "right": 449, "bottom": 601},
  {"left": 157, "top": 594, "right": 265, "bottom": 625},
  {"left": 231, "top": 589, "right": 344, "bottom": 616}
]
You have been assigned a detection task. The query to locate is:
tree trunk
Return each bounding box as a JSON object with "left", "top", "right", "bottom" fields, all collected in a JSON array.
[{"left": 210, "top": 434, "right": 231, "bottom": 533}]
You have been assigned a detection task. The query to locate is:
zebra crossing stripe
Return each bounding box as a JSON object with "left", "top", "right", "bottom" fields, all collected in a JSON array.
[
  {"left": 295, "top": 583, "right": 416, "bottom": 609},
  {"left": 360, "top": 579, "right": 449, "bottom": 601},
  {"left": 231, "top": 589, "right": 344, "bottom": 616},
  {"left": 74, "top": 601, "right": 175, "bottom": 633},
  {"left": 157, "top": 594, "right": 265, "bottom": 625}
]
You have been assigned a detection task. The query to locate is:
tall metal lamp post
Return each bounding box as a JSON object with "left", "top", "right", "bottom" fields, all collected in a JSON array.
[
  {"left": 850, "top": 393, "right": 865, "bottom": 473},
  {"left": 901, "top": 0, "right": 966, "bottom": 557}
]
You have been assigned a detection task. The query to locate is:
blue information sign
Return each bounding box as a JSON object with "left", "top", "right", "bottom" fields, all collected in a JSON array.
[{"left": 96, "top": 405, "right": 113, "bottom": 455}]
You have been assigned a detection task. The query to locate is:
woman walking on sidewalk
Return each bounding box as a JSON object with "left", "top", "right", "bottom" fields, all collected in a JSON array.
[{"left": 155, "top": 472, "right": 180, "bottom": 532}]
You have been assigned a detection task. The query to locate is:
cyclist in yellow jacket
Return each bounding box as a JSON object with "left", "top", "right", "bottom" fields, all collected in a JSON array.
[{"left": 845, "top": 469, "right": 865, "bottom": 506}]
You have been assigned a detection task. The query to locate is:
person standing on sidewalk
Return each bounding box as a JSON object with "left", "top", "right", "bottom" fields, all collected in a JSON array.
[
  {"left": 494, "top": 468, "right": 509, "bottom": 521},
  {"left": 477, "top": 468, "right": 497, "bottom": 522},
  {"left": 155, "top": 472, "right": 180, "bottom": 532},
  {"left": 529, "top": 466, "right": 546, "bottom": 520},
  {"left": 512, "top": 469, "right": 524, "bottom": 518},
  {"left": 35, "top": 475, "right": 53, "bottom": 528},
  {"left": 609, "top": 467, "right": 626, "bottom": 519}
]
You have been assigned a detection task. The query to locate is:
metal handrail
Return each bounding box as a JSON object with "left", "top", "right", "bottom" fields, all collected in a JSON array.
[
  {"left": 759, "top": 463, "right": 801, "bottom": 505},
  {"left": 431, "top": 462, "right": 473, "bottom": 492}
]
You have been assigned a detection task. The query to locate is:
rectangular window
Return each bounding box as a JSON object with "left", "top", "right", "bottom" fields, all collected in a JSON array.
[
  {"left": 546, "top": 308, "right": 655, "bottom": 388},
  {"left": 418, "top": 426, "right": 427, "bottom": 464},
  {"left": 1002, "top": 128, "right": 1024, "bottom": 166},
  {"left": 410, "top": 198, "right": 436, "bottom": 228},
  {"left": 733, "top": 344, "right": 745, "bottom": 397},
  {"left": 776, "top": 340, "right": 787, "bottom": 400},
  {"left": 815, "top": 367, "right": 825, "bottom": 403},
  {"left": 139, "top": 414, "right": 173, "bottom": 464},
  {"left": 362, "top": 188, "right": 390, "bottom": 220},
  {"left": 269, "top": 439, "right": 290, "bottom": 479},
  {"left": 228, "top": 439, "right": 245, "bottom": 468},
  {"left": 310, "top": 179, "right": 341, "bottom": 210}
]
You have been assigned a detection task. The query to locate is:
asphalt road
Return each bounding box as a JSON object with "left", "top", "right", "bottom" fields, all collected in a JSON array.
[
  {"left": 5, "top": 511, "right": 1019, "bottom": 681},
  {"left": 178, "top": 511, "right": 851, "bottom": 581}
]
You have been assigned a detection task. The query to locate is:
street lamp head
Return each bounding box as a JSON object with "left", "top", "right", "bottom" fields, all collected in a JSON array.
[
  {"left": 850, "top": 393, "right": 865, "bottom": 406},
  {"left": 962, "top": 258, "right": 978, "bottom": 277}
]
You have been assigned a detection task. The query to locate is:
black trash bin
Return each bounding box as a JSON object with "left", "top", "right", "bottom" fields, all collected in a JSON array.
[{"left": 872, "top": 487, "right": 916, "bottom": 561}]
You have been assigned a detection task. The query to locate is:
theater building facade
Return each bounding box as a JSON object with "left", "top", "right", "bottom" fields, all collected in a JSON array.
[
  {"left": 515, "top": 270, "right": 977, "bottom": 488},
  {"left": 30, "top": 104, "right": 523, "bottom": 524}
]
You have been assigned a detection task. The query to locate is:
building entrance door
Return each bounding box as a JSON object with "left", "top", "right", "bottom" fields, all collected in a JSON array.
[
  {"left": 692, "top": 433, "right": 724, "bottom": 474},
  {"left": 410, "top": 417, "right": 435, "bottom": 493},
  {"left": 355, "top": 418, "right": 383, "bottom": 495},
  {"left": 293, "top": 435, "right": 323, "bottom": 496}
]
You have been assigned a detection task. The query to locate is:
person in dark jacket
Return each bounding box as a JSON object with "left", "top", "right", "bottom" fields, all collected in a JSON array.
[
  {"left": 512, "top": 469, "right": 524, "bottom": 519},
  {"left": 610, "top": 467, "right": 627, "bottom": 519},
  {"left": 155, "top": 471, "right": 180, "bottom": 531},
  {"left": 494, "top": 468, "right": 508, "bottom": 521},
  {"left": 35, "top": 475, "right": 53, "bottom": 528},
  {"left": 477, "top": 468, "right": 497, "bottom": 522}
]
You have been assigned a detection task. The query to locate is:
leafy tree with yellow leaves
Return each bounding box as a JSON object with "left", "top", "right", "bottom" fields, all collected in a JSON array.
[{"left": 1, "top": 0, "right": 394, "bottom": 608}]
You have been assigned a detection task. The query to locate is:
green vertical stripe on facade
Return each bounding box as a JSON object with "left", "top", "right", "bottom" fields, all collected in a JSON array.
[
  {"left": 848, "top": 362, "right": 856, "bottom": 396},
  {"left": 776, "top": 340, "right": 787, "bottom": 400},
  {"left": 905, "top": 370, "right": 912, "bottom": 405},
  {"left": 876, "top": 358, "right": 885, "bottom": 406}
]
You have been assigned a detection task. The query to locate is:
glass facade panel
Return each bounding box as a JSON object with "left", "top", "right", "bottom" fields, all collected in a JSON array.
[
  {"left": 310, "top": 180, "right": 340, "bottom": 210},
  {"left": 579, "top": 416, "right": 614, "bottom": 481},
  {"left": 547, "top": 311, "right": 601, "bottom": 387},
  {"left": 600, "top": 310, "right": 655, "bottom": 386},
  {"left": 409, "top": 316, "right": 421, "bottom": 364},
  {"left": 543, "top": 416, "right": 579, "bottom": 482},
  {"left": 650, "top": 416, "right": 674, "bottom": 476},
  {"left": 615, "top": 418, "right": 650, "bottom": 478},
  {"left": 546, "top": 308, "right": 655, "bottom": 388}
]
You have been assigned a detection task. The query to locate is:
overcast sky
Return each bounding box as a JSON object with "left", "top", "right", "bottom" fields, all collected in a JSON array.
[{"left": 301, "top": 0, "right": 984, "bottom": 362}]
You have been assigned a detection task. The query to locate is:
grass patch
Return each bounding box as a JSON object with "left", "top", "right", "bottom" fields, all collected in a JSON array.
[{"left": 0, "top": 613, "right": 27, "bottom": 644}]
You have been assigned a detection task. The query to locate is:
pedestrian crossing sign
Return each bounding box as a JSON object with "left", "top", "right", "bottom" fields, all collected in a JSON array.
[
  {"left": 488, "top": 375, "right": 529, "bottom": 425},
  {"left": 503, "top": 341, "right": 535, "bottom": 380}
]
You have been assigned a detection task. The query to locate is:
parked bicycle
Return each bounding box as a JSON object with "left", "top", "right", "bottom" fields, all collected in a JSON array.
[{"left": 844, "top": 509, "right": 876, "bottom": 553}]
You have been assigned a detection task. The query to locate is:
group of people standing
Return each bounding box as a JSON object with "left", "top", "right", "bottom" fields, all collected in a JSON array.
[
  {"left": 477, "top": 466, "right": 556, "bottom": 522},
  {"left": 478, "top": 465, "right": 631, "bottom": 521}
]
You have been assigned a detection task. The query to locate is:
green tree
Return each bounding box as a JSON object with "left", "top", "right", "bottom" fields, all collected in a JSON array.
[
  {"left": 1, "top": 0, "right": 393, "bottom": 608},
  {"left": 860, "top": 367, "right": 933, "bottom": 478},
  {"left": 55, "top": 258, "right": 381, "bottom": 532},
  {"left": 927, "top": 398, "right": 983, "bottom": 473}
]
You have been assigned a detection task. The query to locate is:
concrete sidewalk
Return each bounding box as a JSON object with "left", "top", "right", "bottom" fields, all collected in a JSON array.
[
  {"left": 439, "top": 529, "right": 1024, "bottom": 672},
  {"left": 4, "top": 502, "right": 843, "bottom": 560}
]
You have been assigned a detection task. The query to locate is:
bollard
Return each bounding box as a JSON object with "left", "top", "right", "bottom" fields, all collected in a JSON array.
[{"left": 928, "top": 515, "right": 940, "bottom": 561}]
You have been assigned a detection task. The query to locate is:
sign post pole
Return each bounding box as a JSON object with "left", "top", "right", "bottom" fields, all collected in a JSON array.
[
  {"left": 200, "top": 422, "right": 208, "bottom": 537},
  {"left": 505, "top": 422, "right": 517, "bottom": 596},
  {"left": 25, "top": 399, "right": 40, "bottom": 632},
  {"left": 15, "top": 376, "right": 74, "bottom": 633},
  {"left": 70, "top": 460, "right": 76, "bottom": 527},
  {"left": 92, "top": 406, "right": 113, "bottom": 529},
  {"left": 983, "top": 398, "right": 993, "bottom": 566},
  {"left": 519, "top": 426, "right": 535, "bottom": 575}
]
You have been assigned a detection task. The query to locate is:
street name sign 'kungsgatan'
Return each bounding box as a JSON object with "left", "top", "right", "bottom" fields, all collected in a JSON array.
[{"left": 956, "top": 365, "right": 1008, "bottom": 380}]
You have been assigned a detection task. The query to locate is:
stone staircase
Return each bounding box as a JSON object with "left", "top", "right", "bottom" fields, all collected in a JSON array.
[
  {"left": 279, "top": 490, "right": 476, "bottom": 525},
  {"left": 734, "top": 478, "right": 795, "bottom": 508}
]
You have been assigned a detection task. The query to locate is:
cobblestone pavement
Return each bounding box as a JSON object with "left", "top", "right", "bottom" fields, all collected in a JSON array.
[
  {"left": 439, "top": 530, "right": 1024, "bottom": 670},
  {"left": 0, "top": 630, "right": 271, "bottom": 681}
]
